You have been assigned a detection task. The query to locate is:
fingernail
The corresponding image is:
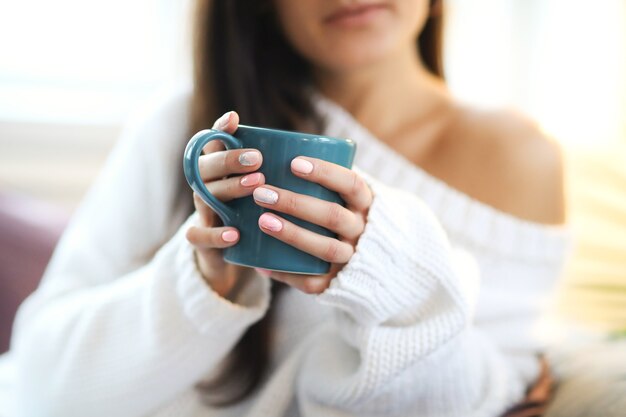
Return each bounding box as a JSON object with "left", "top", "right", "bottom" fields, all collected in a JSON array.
[
  {"left": 255, "top": 268, "right": 272, "bottom": 278},
  {"left": 240, "top": 172, "right": 262, "bottom": 187},
  {"left": 221, "top": 230, "right": 238, "bottom": 242},
  {"left": 253, "top": 187, "right": 278, "bottom": 204},
  {"left": 216, "top": 111, "right": 232, "bottom": 130},
  {"left": 259, "top": 214, "right": 283, "bottom": 231},
  {"left": 291, "top": 158, "right": 313, "bottom": 174},
  {"left": 239, "top": 151, "right": 261, "bottom": 166}
]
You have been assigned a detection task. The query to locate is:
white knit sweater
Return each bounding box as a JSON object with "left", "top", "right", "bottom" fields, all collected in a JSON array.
[{"left": 7, "top": 89, "right": 570, "bottom": 417}]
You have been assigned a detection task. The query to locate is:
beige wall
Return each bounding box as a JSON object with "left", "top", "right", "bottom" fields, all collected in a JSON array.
[
  {"left": 0, "top": 121, "right": 119, "bottom": 211},
  {"left": 558, "top": 143, "right": 626, "bottom": 332}
]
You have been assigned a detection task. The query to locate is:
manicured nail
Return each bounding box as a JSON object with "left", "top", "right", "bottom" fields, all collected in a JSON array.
[
  {"left": 240, "top": 172, "right": 262, "bottom": 187},
  {"left": 239, "top": 151, "right": 261, "bottom": 166},
  {"left": 254, "top": 268, "right": 272, "bottom": 278},
  {"left": 253, "top": 187, "right": 278, "bottom": 204},
  {"left": 221, "top": 230, "right": 238, "bottom": 242},
  {"left": 291, "top": 158, "right": 313, "bottom": 174},
  {"left": 259, "top": 214, "right": 283, "bottom": 231},
  {"left": 216, "top": 111, "right": 232, "bottom": 130}
]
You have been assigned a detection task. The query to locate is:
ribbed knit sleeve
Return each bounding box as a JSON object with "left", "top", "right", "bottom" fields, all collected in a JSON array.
[
  {"left": 10, "top": 91, "right": 271, "bottom": 417},
  {"left": 295, "top": 173, "right": 561, "bottom": 417}
]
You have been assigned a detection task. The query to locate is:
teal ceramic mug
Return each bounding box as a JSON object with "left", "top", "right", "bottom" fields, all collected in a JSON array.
[{"left": 183, "top": 125, "right": 356, "bottom": 275}]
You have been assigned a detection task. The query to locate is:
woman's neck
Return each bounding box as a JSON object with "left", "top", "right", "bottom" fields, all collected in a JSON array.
[{"left": 313, "top": 43, "right": 449, "bottom": 141}]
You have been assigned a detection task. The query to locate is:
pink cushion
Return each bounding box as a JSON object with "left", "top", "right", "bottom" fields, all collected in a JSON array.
[{"left": 0, "top": 192, "right": 68, "bottom": 353}]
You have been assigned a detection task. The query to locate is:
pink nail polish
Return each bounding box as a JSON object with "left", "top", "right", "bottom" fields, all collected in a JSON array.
[
  {"left": 254, "top": 268, "right": 272, "bottom": 278},
  {"left": 258, "top": 214, "right": 283, "bottom": 231},
  {"left": 221, "top": 230, "right": 238, "bottom": 242},
  {"left": 240, "top": 172, "right": 262, "bottom": 187},
  {"left": 291, "top": 158, "right": 313, "bottom": 174}
]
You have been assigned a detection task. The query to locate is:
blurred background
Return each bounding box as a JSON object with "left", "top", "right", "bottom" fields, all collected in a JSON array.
[{"left": 0, "top": 0, "right": 625, "bottom": 354}]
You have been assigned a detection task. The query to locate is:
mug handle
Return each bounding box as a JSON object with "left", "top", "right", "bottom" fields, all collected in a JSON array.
[{"left": 183, "top": 129, "right": 243, "bottom": 226}]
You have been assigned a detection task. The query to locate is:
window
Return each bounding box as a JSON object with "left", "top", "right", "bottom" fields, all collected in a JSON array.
[{"left": 0, "top": 0, "right": 191, "bottom": 125}]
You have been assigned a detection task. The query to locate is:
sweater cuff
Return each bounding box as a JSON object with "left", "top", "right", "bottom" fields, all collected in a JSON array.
[
  {"left": 316, "top": 175, "right": 471, "bottom": 327},
  {"left": 173, "top": 213, "right": 272, "bottom": 334}
]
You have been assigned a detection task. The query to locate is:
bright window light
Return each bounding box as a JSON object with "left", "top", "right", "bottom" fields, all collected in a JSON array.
[{"left": 0, "top": 0, "right": 191, "bottom": 125}]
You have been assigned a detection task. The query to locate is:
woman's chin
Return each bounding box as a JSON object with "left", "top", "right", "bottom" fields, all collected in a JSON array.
[
  {"left": 313, "top": 46, "right": 396, "bottom": 74},
  {"left": 327, "top": 61, "right": 382, "bottom": 75}
]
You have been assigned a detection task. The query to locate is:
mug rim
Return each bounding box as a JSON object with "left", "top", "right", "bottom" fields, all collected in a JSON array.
[{"left": 237, "top": 124, "right": 355, "bottom": 146}]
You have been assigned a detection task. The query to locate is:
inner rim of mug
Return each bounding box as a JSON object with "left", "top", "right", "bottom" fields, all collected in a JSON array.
[{"left": 236, "top": 124, "right": 355, "bottom": 145}]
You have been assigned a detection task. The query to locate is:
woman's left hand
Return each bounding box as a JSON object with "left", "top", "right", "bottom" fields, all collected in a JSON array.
[{"left": 253, "top": 157, "right": 373, "bottom": 294}]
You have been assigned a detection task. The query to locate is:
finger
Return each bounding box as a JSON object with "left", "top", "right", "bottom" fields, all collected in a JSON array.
[
  {"left": 211, "top": 110, "right": 240, "bottom": 134},
  {"left": 193, "top": 192, "right": 220, "bottom": 227},
  {"left": 205, "top": 172, "right": 265, "bottom": 202},
  {"left": 270, "top": 273, "right": 333, "bottom": 295},
  {"left": 186, "top": 225, "right": 240, "bottom": 250},
  {"left": 202, "top": 139, "right": 225, "bottom": 155},
  {"left": 290, "top": 157, "right": 372, "bottom": 211},
  {"left": 203, "top": 111, "right": 240, "bottom": 153},
  {"left": 258, "top": 213, "right": 354, "bottom": 264},
  {"left": 252, "top": 186, "right": 363, "bottom": 240},
  {"left": 198, "top": 148, "right": 263, "bottom": 182}
]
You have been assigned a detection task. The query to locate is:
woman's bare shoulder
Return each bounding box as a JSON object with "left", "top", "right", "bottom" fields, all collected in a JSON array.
[{"left": 439, "top": 105, "right": 566, "bottom": 225}]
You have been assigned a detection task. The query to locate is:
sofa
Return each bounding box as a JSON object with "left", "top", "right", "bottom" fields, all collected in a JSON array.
[{"left": 0, "top": 192, "right": 68, "bottom": 354}]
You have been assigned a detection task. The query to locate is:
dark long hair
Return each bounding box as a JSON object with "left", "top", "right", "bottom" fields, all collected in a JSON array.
[{"left": 189, "top": 0, "right": 445, "bottom": 407}]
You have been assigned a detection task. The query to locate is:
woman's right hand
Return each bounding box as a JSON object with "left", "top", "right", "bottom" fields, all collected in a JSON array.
[{"left": 185, "top": 111, "right": 265, "bottom": 298}]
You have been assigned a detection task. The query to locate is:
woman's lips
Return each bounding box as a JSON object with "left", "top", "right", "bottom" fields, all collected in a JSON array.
[{"left": 323, "top": 3, "right": 391, "bottom": 28}]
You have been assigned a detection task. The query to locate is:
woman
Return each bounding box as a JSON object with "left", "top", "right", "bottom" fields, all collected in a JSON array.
[{"left": 10, "top": 0, "right": 569, "bottom": 416}]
